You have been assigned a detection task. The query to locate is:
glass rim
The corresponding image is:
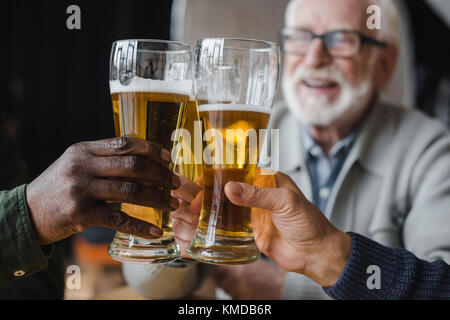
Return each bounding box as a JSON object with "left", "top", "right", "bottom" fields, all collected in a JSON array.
[
  {"left": 111, "top": 39, "right": 191, "bottom": 53},
  {"left": 196, "top": 37, "right": 278, "bottom": 52}
]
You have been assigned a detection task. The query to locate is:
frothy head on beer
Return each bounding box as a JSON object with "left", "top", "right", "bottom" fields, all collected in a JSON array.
[
  {"left": 110, "top": 77, "right": 194, "bottom": 145},
  {"left": 110, "top": 77, "right": 194, "bottom": 98}
]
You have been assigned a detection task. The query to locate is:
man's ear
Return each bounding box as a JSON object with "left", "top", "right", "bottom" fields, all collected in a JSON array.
[{"left": 374, "top": 44, "right": 399, "bottom": 90}]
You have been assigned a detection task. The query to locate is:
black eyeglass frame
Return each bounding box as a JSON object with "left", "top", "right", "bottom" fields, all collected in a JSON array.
[{"left": 278, "top": 27, "right": 388, "bottom": 58}]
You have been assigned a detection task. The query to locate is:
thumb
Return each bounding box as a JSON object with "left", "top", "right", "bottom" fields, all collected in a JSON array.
[{"left": 224, "top": 181, "right": 298, "bottom": 214}]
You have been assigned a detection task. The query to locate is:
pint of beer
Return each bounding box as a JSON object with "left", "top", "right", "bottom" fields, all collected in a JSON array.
[
  {"left": 110, "top": 79, "right": 192, "bottom": 224},
  {"left": 188, "top": 38, "right": 280, "bottom": 265},
  {"left": 108, "top": 39, "right": 194, "bottom": 264}
]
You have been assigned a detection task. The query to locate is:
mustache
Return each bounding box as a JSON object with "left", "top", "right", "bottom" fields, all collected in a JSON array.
[{"left": 288, "top": 65, "right": 346, "bottom": 85}]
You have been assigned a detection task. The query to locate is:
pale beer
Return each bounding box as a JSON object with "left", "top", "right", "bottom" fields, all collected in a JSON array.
[
  {"left": 108, "top": 39, "right": 194, "bottom": 263},
  {"left": 110, "top": 78, "right": 194, "bottom": 233},
  {"left": 189, "top": 104, "right": 270, "bottom": 263},
  {"left": 187, "top": 37, "right": 279, "bottom": 265}
]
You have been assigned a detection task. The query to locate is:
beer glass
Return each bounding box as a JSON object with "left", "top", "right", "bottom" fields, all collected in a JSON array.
[
  {"left": 187, "top": 38, "right": 280, "bottom": 264},
  {"left": 108, "top": 39, "right": 193, "bottom": 263}
]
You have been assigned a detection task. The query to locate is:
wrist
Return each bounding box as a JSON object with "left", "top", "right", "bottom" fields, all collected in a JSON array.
[
  {"left": 25, "top": 182, "right": 47, "bottom": 245},
  {"left": 303, "top": 227, "right": 352, "bottom": 288}
]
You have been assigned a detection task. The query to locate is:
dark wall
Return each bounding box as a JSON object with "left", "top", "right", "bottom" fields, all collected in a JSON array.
[
  {"left": 1, "top": 0, "right": 173, "bottom": 181},
  {"left": 405, "top": 0, "right": 450, "bottom": 124}
]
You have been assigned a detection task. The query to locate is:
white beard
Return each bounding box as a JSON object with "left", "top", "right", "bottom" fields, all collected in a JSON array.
[{"left": 281, "top": 65, "right": 374, "bottom": 126}]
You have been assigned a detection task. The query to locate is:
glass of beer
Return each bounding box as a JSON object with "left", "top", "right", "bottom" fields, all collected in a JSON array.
[
  {"left": 187, "top": 38, "right": 280, "bottom": 264},
  {"left": 108, "top": 39, "right": 194, "bottom": 264}
]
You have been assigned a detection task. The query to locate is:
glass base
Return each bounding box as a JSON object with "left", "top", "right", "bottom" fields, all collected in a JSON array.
[
  {"left": 108, "top": 232, "right": 180, "bottom": 264},
  {"left": 187, "top": 231, "right": 260, "bottom": 265}
]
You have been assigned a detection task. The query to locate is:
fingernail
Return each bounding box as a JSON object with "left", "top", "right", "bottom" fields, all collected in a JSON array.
[
  {"left": 172, "top": 174, "right": 181, "bottom": 188},
  {"left": 160, "top": 149, "right": 172, "bottom": 162},
  {"left": 150, "top": 227, "right": 163, "bottom": 238},
  {"left": 226, "top": 181, "right": 243, "bottom": 196},
  {"left": 169, "top": 197, "right": 180, "bottom": 210}
]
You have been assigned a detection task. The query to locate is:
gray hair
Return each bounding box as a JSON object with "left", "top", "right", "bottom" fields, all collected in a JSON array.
[{"left": 284, "top": 0, "right": 400, "bottom": 46}]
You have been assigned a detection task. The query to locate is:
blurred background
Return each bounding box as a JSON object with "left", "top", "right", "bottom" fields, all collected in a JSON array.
[{"left": 0, "top": 0, "right": 449, "bottom": 299}]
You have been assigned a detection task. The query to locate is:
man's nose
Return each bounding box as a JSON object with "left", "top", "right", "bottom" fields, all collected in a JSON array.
[{"left": 302, "top": 38, "right": 331, "bottom": 68}]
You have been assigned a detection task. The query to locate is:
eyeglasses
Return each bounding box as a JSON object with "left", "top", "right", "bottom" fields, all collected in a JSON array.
[{"left": 279, "top": 27, "right": 387, "bottom": 58}]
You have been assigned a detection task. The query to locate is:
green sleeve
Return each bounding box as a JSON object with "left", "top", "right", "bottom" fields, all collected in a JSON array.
[
  {"left": 0, "top": 113, "right": 65, "bottom": 299},
  {"left": 0, "top": 184, "right": 55, "bottom": 288}
]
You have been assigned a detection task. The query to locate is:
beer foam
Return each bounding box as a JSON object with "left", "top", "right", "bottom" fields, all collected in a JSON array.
[
  {"left": 109, "top": 77, "right": 193, "bottom": 98},
  {"left": 198, "top": 104, "right": 271, "bottom": 114}
]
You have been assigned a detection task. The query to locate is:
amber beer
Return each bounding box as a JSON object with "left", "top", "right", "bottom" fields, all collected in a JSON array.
[
  {"left": 110, "top": 78, "right": 194, "bottom": 233},
  {"left": 189, "top": 104, "right": 270, "bottom": 263}
]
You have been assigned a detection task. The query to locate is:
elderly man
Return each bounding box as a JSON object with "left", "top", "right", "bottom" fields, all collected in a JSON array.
[
  {"left": 262, "top": 0, "right": 450, "bottom": 299},
  {"left": 123, "top": 0, "right": 450, "bottom": 300}
]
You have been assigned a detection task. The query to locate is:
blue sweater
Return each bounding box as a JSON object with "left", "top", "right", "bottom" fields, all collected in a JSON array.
[{"left": 323, "top": 232, "right": 450, "bottom": 299}]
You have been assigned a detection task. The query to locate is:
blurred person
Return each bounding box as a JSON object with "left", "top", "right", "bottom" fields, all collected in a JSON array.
[
  {"left": 0, "top": 136, "right": 180, "bottom": 299},
  {"left": 124, "top": 0, "right": 450, "bottom": 300}
]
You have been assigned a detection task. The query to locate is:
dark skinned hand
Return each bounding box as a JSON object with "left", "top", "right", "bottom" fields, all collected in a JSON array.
[{"left": 26, "top": 136, "right": 181, "bottom": 245}]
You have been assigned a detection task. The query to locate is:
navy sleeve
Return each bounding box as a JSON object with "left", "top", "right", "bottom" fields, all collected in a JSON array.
[{"left": 323, "top": 232, "right": 450, "bottom": 299}]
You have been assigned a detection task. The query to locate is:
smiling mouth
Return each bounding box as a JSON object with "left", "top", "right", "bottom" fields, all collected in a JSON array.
[{"left": 302, "top": 79, "right": 339, "bottom": 89}]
